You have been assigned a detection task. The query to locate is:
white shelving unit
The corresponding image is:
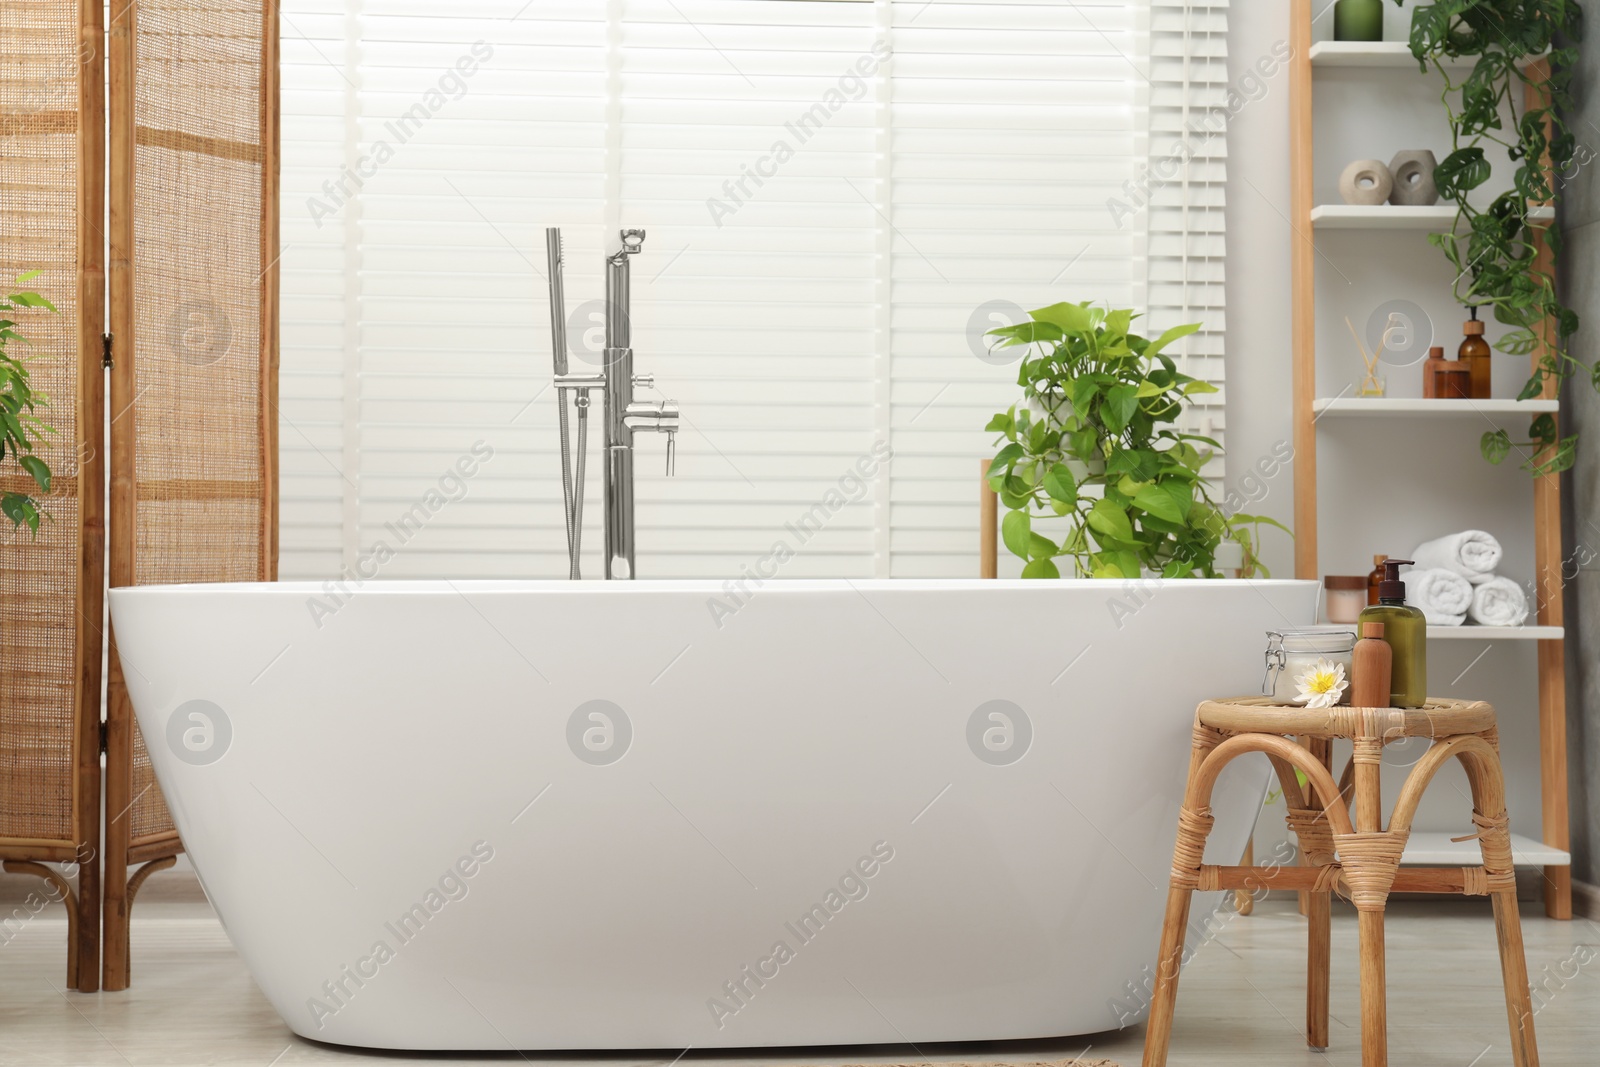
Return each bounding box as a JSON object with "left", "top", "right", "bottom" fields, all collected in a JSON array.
[
  {"left": 1292, "top": 6, "right": 1572, "bottom": 917},
  {"left": 1310, "top": 204, "right": 1555, "bottom": 229}
]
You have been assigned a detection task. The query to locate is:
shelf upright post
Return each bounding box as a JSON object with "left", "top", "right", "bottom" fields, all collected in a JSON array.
[
  {"left": 1290, "top": 0, "right": 1318, "bottom": 581},
  {"left": 1524, "top": 58, "right": 1572, "bottom": 921}
]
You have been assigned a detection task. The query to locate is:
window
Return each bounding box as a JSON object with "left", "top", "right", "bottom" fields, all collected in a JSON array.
[{"left": 279, "top": 0, "right": 1228, "bottom": 579}]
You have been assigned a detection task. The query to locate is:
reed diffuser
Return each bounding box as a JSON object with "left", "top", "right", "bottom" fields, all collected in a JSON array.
[{"left": 1346, "top": 315, "right": 1386, "bottom": 397}]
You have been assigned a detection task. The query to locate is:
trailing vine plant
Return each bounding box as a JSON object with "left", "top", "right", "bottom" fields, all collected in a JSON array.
[{"left": 1400, "top": 0, "right": 1585, "bottom": 474}]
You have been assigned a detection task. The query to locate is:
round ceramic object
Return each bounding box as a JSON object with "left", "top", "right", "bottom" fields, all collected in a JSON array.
[
  {"left": 1339, "top": 159, "right": 1394, "bottom": 205},
  {"left": 1388, "top": 149, "right": 1439, "bottom": 205}
]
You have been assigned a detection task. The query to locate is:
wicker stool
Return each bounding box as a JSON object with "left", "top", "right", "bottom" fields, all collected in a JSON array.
[{"left": 1141, "top": 697, "right": 1540, "bottom": 1067}]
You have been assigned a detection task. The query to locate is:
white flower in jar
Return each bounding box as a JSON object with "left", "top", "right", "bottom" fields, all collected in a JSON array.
[{"left": 1293, "top": 657, "right": 1348, "bottom": 709}]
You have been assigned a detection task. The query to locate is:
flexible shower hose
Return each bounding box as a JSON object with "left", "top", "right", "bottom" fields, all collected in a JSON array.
[
  {"left": 557, "top": 396, "right": 579, "bottom": 579},
  {"left": 572, "top": 392, "right": 589, "bottom": 578}
]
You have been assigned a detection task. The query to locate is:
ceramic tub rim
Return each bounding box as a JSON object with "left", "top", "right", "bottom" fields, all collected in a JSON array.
[{"left": 110, "top": 577, "right": 1314, "bottom": 596}]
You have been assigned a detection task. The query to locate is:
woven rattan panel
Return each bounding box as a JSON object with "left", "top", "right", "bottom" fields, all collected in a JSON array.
[
  {"left": 129, "top": 0, "right": 265, "bottom": 842},
  {"left": 0, "top": 1, "right": 85, "bottom": 843}
]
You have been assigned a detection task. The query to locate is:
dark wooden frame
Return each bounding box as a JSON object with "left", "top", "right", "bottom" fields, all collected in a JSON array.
[
  {"left": 102, "top": 0, "right": 280, "bottom": 991},
  {"left": 0, "top": 0, "right": 107, "bottom": 993}
]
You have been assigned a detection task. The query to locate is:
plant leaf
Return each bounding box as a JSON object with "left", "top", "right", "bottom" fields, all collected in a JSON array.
[
  {"left": 1132, "top": 483, "right": 1183, "bottom": 524},
  {"left": 1042, "top": 462, "right": 1077, "bottom": 505},
  {"left": 1142, "top": 321, "right": 1202, "bottom": 358},
  {"left": 1435, "top": 147, "right": 1491, "bottom": 197},
  {"left": 18, "top": 454, "right": 49, "bottom": 493},
  {"left": 1020, "top": 557, "right": 1060, "bottom": 579},
  {"left": 1481, "top": 428, "right": 1512, "bottom": 465},
  {"left": 1, "top": 492, "right": 39, "bottom": 535},
  {"left": 1027, "top": 301, "right": 1094, "bottom": 336},
  {"left": 1087, "top": 498, "right": 1134, "bottom": 544},
  {"left": 1102, "top": 383, "right": 1139, "bottom": 434},
  {"left": 1001, "top": 509, "right": 1032, "bottom": 560},
  {"left": 987, "top": 443, "right": 1023, "bottom": 477}
]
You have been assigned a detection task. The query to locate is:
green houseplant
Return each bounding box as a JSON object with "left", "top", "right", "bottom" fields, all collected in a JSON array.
[
  {"left": 1398, "top": 0, "right": 1585, "bottom": 474},
  {"left": 1, "top": 272, "right": 57, "bottom": 535},
  {"left": 984, "top": 300, "right": 1286, "bottom": 579}
]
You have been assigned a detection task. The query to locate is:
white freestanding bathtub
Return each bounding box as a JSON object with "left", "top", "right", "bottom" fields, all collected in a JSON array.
[{"left": 109, "top": 578, "right": 1316, "bottom": 1051}]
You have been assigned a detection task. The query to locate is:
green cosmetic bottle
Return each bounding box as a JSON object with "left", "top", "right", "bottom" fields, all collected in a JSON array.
[{"left": 1357, "top": 558, "right": 1427, "bottom": 708}]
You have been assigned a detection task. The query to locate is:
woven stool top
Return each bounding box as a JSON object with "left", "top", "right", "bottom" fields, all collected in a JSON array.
[{"left": 1197, "top": 696, "right": 1495, "bottom": 739}]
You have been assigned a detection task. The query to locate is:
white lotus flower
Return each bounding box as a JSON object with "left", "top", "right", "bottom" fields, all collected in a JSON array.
[{"left": 1293, "top": 658, "right": 1347, "bottom": 709}]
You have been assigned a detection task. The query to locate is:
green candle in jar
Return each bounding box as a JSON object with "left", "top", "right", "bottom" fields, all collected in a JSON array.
[{"left": 1334, "top": 0, "right": 1384, "bottom": 41}]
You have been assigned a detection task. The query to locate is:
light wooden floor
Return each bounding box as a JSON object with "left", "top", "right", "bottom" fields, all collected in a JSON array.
[{"left": 1, "top": 893, "right": 1596, "bottom": 1066}]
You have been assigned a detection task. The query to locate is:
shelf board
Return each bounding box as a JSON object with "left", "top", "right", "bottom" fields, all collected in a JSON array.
[
  {"left": 1309, "top": 42, "right": 1547, "bottom": 71},
  {"left": 1310, "top": 204, "right": 1555, "bottom": 229},
  {"left": 1427, "top": 624, "right": 1562, "bottom": 641},
  {"left": 1311, "top": 397, "right": 1559, "bottom": 417},
  {"left": 1299, "top": 623, "right": 1561, "bottom": 641},
  {"left": 1401, "top": 831, "right": 1568, "bottom": 867}
]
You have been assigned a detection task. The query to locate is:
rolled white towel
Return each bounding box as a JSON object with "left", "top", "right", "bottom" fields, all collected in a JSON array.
[
  {"left": 1412, "top": 530, "right": 1502, "bottom": 584},
  {"left": 1469, "top": 576, "right": 1530, "bottom": 627},
  {"left": 1407, "top": 567, "right": 1472, "bottom": 625}
]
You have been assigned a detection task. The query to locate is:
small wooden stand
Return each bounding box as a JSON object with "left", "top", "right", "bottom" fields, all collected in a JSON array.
[{"left": 1142, "top": 697, "right": 1540, "bottom": 1067}]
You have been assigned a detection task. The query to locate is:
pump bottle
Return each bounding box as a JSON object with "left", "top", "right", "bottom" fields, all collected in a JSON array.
[{"left": 1357, "top": 558, "right": 1427, "bottom": 708}]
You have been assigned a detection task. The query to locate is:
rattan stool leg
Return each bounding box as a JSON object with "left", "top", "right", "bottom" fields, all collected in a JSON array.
[
  {"left": 1492, "top": 888, "right": 1540, "bottom": 1067},
  {"left": 1348, "top": 734, "right": 1391, "bottom": 1067},
  {"left": 1140, "top": 885, "right": 1194, "bottom": 1067},
  {"left": 1306, "top": 887, "right": 1331, "bottom": 1051},
  {"left": 1307, "top": 736, "right": 1335, "bottom": 1052},
  {"left": 1234, "top": 836, "right": 1254, "bottom": 916},
  {"left": 1463, "top": 748, "right": 1541, "bottom": 1067},
  {"left": 1144, "top": 724, "right": 1226, "bottom": 1067},
  {"left": 1358, "top": 909, "right": 1389, "bottom": 1067}
]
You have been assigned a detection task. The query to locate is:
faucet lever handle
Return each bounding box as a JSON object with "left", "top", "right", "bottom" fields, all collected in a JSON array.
[{"left": 665, "top": 429, "right": 676, "bottom": 477}]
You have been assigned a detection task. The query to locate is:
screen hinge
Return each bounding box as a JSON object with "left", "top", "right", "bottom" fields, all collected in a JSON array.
[{"left": 102, "top": 332, "right": 113, "bottom": 370}]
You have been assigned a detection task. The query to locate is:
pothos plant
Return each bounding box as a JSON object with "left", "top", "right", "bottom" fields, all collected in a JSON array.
[
  {"left": 1400, "top": 0, "right": 1585, "bottom": 474},
  {"left": 1, "top": 272, "right": 57, "bottom": 535},
  {"left": 984, "top": 301, "right": 1287, "bottom": 579}
]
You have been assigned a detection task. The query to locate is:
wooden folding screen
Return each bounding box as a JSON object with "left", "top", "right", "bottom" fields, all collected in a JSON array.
[
  {"left": 104, "top": 0, "right": 278, "bottom": 990},
  {"left": 0, "top": 0, "right": 106, "bottom": 992}
]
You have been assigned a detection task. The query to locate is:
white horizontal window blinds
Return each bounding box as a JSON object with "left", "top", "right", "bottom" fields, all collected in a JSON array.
[
  {"left": 885, "top": 0, "right": 1148, "bottom": 577},
  {"left": 279, "top": 1, "right": 353, "bottom": 577},
  {"left": 282, "top": 1, "right": 610, "bottom": 579},
  {"left": 278, "top": 0, "right": 1227, "bottom": 581},
  {"left": 1147, "top": 0, "right": 1229, "bottom": 464},
  {"left": 348, "top": 3, "right": 606, "bottom": 578},
  {"left": 618, "top": 0, "right": 882, "bottom": 576}
]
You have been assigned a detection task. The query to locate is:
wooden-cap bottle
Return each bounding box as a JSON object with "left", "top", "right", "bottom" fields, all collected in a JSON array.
[{"left": 1352, "top": 620, "right": 1394, "bottom": 709}]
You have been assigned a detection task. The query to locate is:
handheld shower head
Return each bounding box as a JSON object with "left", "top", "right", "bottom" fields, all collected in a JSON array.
[{"left": 546, "top": 227, "right": 568, "bottom": 376}]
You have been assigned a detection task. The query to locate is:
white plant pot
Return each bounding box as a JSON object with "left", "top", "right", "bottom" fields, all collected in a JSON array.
[{"left": 1215, "top": 539, "right": 1245, "bottom": 577}]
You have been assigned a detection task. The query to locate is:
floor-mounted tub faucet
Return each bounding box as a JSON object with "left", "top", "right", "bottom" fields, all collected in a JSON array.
[{"left": 547, "top": 227, "right": 679, "bottom": 579}]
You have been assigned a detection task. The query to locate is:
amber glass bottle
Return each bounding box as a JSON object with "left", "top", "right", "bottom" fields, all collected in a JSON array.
[
  {"left": 1459, "top": 307, "right": 1491, "bottom": 399},
  {"left": 1366, "top": 553, "right": 1387, "bottom": 606}
]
